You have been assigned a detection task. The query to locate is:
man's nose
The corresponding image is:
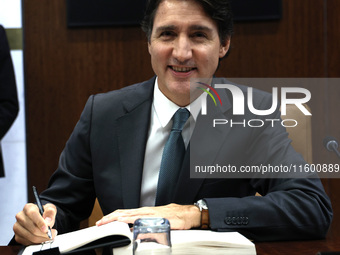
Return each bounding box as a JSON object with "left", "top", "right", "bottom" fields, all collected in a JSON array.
[{"left": 172, "top": 35, "right": 193, "bottom": 62}]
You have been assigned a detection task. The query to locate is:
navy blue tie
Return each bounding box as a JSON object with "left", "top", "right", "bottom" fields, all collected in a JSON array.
[{"left": 156, "top": 108, "right": 190, "bottom": 205}]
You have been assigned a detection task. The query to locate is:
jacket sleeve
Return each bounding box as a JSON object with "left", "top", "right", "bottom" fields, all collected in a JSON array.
[
  {"left": 206, "top": 177, "right": 332, "bottom": 241},
  {"left": 205, "top": 88, "right": 332, "bottom": 241},
  {"left": 40, "top": 96, "right": 96, "bottom": 234}
]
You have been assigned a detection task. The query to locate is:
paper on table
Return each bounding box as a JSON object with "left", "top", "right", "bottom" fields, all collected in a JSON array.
[
  {"left": 113, "top": 230, "right": 256, "bottom": 255},
  {"left": 22, "top": 221, "right": 131, "bottom": 255}
]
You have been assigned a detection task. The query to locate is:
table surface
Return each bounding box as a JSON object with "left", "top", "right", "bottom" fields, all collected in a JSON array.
[
  {"left": 2, "top": 235, "right": 340, "bottom": 255},
  {"left": 255, "top": 235, "right": 340, "bottom": 255}
]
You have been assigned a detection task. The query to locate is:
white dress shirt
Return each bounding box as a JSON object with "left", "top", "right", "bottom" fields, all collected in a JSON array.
[{"left": 139, "top": 77, "right": 205, "bottom": 206}]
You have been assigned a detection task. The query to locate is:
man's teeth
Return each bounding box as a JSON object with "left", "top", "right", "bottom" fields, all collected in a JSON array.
[{"left": 172, "top": 66, "right": 194, "bottom": 72}]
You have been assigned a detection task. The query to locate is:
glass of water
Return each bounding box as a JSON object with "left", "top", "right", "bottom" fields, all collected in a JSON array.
[{"left": 133, "top": 218, "right": 171, "bottom": 255}]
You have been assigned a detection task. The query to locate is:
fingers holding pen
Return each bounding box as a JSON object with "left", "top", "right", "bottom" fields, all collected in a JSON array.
[
  {"left": 28, "top": 203, "right": 56, "bottom": 235},
  {"left": 14, "top": 203, "right": 50, "bottom": 245},
  {"left": 24, "top": 203, "right": 47, "bottom": 234},
  {"left": 13, "top": 203, "right": 58, "bottom": 245}
]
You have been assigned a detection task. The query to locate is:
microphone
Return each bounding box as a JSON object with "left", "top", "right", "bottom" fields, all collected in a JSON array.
[{"left": 323, "top": 136, "right": 340, "bottom": 159}]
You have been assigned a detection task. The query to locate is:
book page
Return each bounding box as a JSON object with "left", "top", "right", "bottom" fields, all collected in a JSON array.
[
  {"left": 171, "top": 230, "right": 256, "bottom": 254},
  {"left": 113, "top": 230, "right": 256, "bottom": 255},
  {"left": 22, "top": 221, "right": 132, "bottom": 255},
  {"left": 171, "top": 230, "right": 254, "bottom": 248}
]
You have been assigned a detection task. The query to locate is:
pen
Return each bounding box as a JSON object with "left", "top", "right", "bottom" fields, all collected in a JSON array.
[{"left": 32, "top": 186, "right": 53, "bottom": 240}]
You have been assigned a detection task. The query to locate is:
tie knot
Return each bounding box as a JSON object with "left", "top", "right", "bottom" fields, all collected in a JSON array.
[{"left": 172, "top": 108, "right": 190, "bottom": 131}]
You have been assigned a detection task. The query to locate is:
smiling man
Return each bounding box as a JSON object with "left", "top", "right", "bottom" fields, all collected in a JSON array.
[
  {"left": 13, "top": 0, "right": 332, "bottom": 247},
  {"left": 147, "top": 0, "right": 229, "bottom": 106}
]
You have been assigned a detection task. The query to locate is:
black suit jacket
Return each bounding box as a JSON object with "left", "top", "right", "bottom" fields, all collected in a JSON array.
[
  {"left": 0, "top": 25, "right": 19, "bottom": 177},
  {"left": 40, "top": 77, "right": 332, "bottom": 241}
]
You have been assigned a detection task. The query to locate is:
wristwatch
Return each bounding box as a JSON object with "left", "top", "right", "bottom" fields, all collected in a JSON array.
[{"left": 194, "top": 199, "right": 210, "bottom": 229}]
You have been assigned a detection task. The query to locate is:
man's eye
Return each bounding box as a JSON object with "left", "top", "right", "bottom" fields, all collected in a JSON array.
[
  {"left": 193, "top": 32, "right": 207, "bottom": 38},
  {"left": 160, "top": 31, "right": 175, "bottom": 37}
]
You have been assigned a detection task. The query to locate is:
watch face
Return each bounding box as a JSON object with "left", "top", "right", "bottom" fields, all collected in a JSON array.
[{"left": 198, "top": 199, "right": 208, "bottom": 210}]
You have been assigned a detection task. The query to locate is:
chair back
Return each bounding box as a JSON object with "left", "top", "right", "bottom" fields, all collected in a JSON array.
[{"left": 281, "top": 104, "right": 313, "bottom": 163}]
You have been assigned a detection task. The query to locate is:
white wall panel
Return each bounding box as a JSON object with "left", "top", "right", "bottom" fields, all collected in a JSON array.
[{"left": 0, "top": 0, "right": 22, "bottom": 28}]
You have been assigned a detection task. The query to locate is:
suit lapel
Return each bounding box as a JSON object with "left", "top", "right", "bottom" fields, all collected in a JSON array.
[{"left": 117, "top": 78, "right": 155, "bottom": 209}]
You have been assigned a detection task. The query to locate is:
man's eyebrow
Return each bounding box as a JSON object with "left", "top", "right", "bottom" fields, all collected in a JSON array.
[
  {"left": 154, "top": 25, "right": 177, "bottom": 33},
  {"left": 189, "top": 25, "right": 214, "bottom": 33},
  {"left": 154, "top": 24, "right": 214, "bottom": 33}
]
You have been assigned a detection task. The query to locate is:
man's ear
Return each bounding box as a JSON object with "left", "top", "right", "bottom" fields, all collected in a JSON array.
[
  {"left": 219, "top": 37, "right": 231, "bottom": 58},
  {"left": 148, "top": 41, "right": 152, "bottom": 55}
]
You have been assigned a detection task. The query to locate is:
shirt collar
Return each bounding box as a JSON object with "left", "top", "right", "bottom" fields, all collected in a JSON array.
[{"left": 153, "top": 77, "right": 206, "bottom": 128}]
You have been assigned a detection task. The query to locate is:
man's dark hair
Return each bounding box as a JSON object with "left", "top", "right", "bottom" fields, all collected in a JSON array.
[{"left": 141, "top": 0, "right": 234, "bottom": 45}]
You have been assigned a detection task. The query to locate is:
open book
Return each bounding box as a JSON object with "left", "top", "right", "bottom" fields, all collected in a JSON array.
[
  {"left": 22, "top": 221, "right": 131, "bottom": 255},
  {"left": 114, "top": 229, "right": 256, "bottom": 255},
  {"left": 22, "top": 221, "right": 256, "bottom": 255}
]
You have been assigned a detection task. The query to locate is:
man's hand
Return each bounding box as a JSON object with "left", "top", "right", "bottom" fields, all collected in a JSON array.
[
  {"left": 96, "top": 203, "right": 201, "bottom": 230},
  {"left": 13, "top": 203, "right": 58, "bottom": 245}
]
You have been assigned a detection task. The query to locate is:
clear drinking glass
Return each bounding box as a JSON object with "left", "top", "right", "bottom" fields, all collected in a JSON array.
[{"left": 133, "top": 218, "right": 171, "bottom": 255}]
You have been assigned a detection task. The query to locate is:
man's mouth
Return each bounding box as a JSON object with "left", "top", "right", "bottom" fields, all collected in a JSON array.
[{"left": 170, "top": 66, "right": 196, "bottom": 73}]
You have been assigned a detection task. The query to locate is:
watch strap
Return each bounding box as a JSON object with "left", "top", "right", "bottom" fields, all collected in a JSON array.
[
  {"left": 201, "top": 208, "right": 210, "bottom": 229},
  {"left": 195, "top": 199, "right": 210, "bottom": 229}
]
